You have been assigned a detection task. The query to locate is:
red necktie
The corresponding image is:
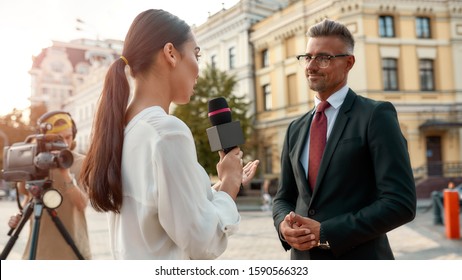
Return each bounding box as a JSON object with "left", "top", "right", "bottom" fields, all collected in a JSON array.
[{"left": 308, "top": 101, "right": 330, "bottom": 190}]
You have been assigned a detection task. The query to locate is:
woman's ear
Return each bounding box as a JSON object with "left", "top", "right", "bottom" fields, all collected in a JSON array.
[{"left": 163, "top": 43, "right": 177, "bottom": 67}]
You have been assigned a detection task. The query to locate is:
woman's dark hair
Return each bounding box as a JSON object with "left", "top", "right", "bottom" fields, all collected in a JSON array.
[{"left": 80, "top": 9, "right": 191, "bottom": 212}]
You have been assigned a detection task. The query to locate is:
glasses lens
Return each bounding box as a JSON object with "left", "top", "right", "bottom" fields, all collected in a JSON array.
[
  {"left": 316, "top": 56, "right": 330, "bottom": 68},
  {"left": 298, "top": 55, "right": 331, "bottom": 68}
]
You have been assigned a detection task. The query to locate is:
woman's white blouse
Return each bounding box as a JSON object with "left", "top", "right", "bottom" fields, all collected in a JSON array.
[{"left": 109, "top": 106, "right": 240, "bottom": 259}]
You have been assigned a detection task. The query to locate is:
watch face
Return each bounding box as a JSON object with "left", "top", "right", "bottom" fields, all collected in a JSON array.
[{"left": 317, "top": 240, "right": 331, "bottom": 250}]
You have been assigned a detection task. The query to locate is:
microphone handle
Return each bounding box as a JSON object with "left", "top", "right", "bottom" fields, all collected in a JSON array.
[{"left": 223, "top": 146, "right": 237, "bottom": 154}]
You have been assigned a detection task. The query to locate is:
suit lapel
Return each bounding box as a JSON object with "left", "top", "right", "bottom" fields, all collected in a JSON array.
[
  {"left": 313, "top": 90, "right": 356, "bottom": 196},
  {"left": 291, "top": 108, "right": 314, "bottom": 204}
]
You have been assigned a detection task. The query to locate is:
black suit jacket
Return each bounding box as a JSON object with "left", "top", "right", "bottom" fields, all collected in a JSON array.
[{"left": 272, "top": 89, "right": 416, "bottom": 259}]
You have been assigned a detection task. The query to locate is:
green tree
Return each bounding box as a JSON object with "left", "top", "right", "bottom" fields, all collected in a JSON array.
[{"left": 173, "top": 65, "right": 255, "bottom": 176}]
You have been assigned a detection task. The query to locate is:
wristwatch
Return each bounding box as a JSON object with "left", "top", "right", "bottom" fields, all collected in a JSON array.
[
  {"left": 317, "top": 240, "right": 330, "bottom": 250},
  {"left": 317, "top": 225, "right": 331, "bottom": 249}
]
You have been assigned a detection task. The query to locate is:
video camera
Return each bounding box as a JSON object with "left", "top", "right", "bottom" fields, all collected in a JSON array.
[{"left": 2, "top": 123, "right": 73, "bottom": 182}]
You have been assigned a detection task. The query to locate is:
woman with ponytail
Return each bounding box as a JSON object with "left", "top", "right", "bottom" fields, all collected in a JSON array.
[{"left": 80, "top": 9, "right": 259, "bottom": 260}]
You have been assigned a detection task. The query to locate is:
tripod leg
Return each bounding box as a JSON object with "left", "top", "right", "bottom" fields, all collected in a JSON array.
[
  {"left": 0, "top": 201, "right": 34, "bottom": 260},
  {"left": 46, "top": 208, "right": 85, "bottom": 260},
  {"left": 28, "top": 202, "right": 45, "bottom": 260}
]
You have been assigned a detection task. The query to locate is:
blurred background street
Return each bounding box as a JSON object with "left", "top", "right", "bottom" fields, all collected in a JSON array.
[{"left": 0, "top": 198, "right": 460, "bottom": 260}]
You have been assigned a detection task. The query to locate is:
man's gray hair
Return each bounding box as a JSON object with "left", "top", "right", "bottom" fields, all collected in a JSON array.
[{"left": 307, "top": 19, "right": 355, "bottom": 54}]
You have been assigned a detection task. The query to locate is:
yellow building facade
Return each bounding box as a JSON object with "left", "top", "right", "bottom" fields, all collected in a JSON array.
[{"left": 250, "top": 0, "right": 462, "bottom": 182}]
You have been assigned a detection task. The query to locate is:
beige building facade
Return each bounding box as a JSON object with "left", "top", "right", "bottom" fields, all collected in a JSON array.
[
  {"left": 193, "top": 0, "right": 290, "bottom": 117},
  {"left": 250, "top": 0, "right": 462, "bottom": 181},
  {"left": 29, "top": 38, "right": 123, "bottom": 153}
]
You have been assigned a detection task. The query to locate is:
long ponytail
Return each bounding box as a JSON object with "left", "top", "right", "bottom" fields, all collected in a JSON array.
[{"left": 80, "top": 58, "right": 129, "bottom": 212}]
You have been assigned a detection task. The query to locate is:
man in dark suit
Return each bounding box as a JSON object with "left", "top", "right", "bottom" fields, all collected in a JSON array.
[{"left": 272, "top": 19, "right": 416, "bottom": 260}]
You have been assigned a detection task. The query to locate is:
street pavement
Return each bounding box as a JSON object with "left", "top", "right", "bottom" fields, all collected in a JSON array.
[{"left": 0, "top": 199, "right": 460, "bottom": 260}]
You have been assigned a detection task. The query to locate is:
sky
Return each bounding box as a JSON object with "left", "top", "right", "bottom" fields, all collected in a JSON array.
[{"left": 0, "top": 0, "right": 239, "bottom": 116}]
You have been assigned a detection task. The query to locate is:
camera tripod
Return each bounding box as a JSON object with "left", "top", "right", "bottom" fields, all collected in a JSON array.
[{"left": 0, "top": 180, "right": 84, "bottom": 260}]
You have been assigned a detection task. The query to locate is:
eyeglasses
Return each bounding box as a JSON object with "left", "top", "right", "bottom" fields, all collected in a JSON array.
[{"left": 296, "top": 54, "right": 351, "bottom": 68}]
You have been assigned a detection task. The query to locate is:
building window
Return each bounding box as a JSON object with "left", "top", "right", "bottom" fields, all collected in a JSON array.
[
  {"left": 382, "top": 58, "right": 399, "bottom": 91},
  {"left": 76, "top": 63, "right": 89, "bottom": 75},
  {"left": 263, "top": 84, "right": 272, "bottom": 111},
  {"left": 419, "top": 59, "right": 435, "bottom": 91},
  {"left": 286, "top": 74, "right": 297, "bottom": 106},
  {"left": 379, "top": 15, "right": 395, "bottom": 38},
  {"left": 262, "top": 49, "right": 269, "bottom": 68},
  {"left": 416, "top": 17, "right": 431, "bottom": 39},
  {"left": 228, "top": 47, "right": 235, "bottom": 69},
  {"left": 264, "top": 146, "right": 273, "bottom": 174},
  {"left": 285, "top": 36, "right": 296, "bottom": 58},
  {"left": 211, "top": 55, "right": 217, "bottom": 68}
]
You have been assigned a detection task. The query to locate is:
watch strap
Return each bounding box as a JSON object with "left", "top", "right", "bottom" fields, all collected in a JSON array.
[{"left": 317, "top": 225, "right": 331, "bottom": 249}]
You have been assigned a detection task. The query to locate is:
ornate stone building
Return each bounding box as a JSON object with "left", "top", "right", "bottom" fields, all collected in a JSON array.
[
  {"left": 193, "top": 0, "right": 290, "bottom": 116},
  {"left": 250, "top": 0, "right": 462, "bottom": 184}
]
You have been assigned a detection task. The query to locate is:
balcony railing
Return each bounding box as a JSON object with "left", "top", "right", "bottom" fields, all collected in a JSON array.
[{"left": 413, "top": 161, "right": 462, "bottom": 181}]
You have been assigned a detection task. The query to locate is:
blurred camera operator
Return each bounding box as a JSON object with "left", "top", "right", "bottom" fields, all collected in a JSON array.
[{"left": 7, "top": 111, "right": 91, "bottom": 259}]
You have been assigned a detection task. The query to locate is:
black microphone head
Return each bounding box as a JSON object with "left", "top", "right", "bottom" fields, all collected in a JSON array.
[{"left": 208, "top": 97, "right": 232, "bottom": 126}]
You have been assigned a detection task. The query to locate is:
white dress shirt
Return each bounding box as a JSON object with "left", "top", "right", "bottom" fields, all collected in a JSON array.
[
  {"left": 109, "top": 106, "right": 240, "bottom": 259},
  {"left": 301, "top": 85, "right": 349, "bottom": 176}
]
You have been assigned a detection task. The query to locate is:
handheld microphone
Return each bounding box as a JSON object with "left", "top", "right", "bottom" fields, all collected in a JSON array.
[{"left": 206, "top": 97, "right": 245, "bottom": 153}]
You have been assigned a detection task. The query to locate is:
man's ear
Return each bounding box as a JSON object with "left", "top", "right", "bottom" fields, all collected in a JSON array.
[
  {"left": 346, "top": 55, "right": 355, "bottom": 71},
  {"left": 70, "top": 140, "right": 76, "bottom": 151},
  {"left": 163, "top": 43, "right": 177, "bottom": 67}
]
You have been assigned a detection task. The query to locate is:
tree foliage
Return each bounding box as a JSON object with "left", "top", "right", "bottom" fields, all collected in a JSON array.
[{"left": 172, "top": 65, "right": 255, "bottom": 175}]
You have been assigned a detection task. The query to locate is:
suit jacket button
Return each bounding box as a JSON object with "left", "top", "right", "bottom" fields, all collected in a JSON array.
[{"left": 308, "top": 209, "right": 316, "bottom": 216}]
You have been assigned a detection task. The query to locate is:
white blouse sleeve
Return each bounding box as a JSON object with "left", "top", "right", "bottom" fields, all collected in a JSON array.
[{"left": 155, "top": 129, "right": 240, "bottom": 259}]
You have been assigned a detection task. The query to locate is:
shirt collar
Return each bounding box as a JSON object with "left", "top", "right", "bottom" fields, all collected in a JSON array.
[{"left": 312, "top": 84, "right": 349, "bottom": 113}]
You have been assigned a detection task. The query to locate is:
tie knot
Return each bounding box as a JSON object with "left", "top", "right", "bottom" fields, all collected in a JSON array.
[{"left": 316, "top": 101, "right": 330, "bottom": 113}]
